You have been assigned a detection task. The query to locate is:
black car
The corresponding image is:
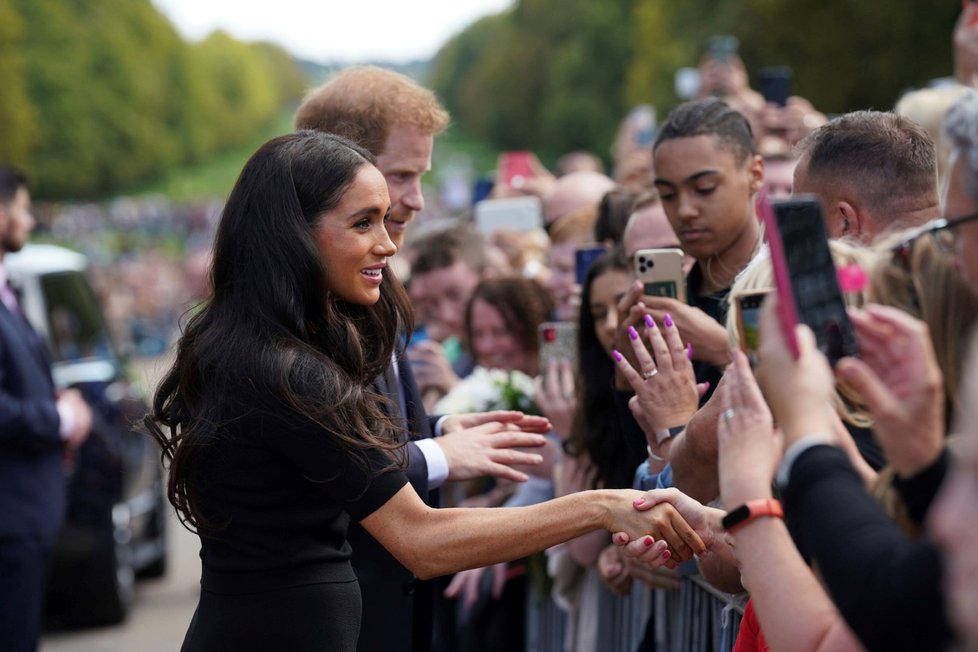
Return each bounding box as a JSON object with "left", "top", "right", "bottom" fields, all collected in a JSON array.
[{"left": 6, "top": 244, "right": 169, "bottom": 627}]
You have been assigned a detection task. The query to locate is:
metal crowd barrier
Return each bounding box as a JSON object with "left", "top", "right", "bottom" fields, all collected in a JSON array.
[{"left": 527, "top": 572, "right": 745, "bottom": 652}]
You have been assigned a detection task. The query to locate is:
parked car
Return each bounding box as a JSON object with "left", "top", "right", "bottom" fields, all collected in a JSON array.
[{"left": 5, "top": 243, "right": 169, "bottom": 627}]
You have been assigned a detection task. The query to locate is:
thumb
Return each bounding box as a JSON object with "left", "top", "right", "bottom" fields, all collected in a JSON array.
[{"left": 696, "top": 381, "right": 711, "bottom": 398}]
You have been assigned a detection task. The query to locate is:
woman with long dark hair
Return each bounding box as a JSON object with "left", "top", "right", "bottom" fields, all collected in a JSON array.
[{"left": 146, "top": 131, "right": 699, "bottom": 651}]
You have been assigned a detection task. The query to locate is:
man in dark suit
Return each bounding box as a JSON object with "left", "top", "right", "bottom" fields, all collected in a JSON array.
[
  {"left": 295, "top": 67, "right": 551, "bottom": 652},
  {"left": 0, "top": 166, "right": 92, "bottom": 651}
]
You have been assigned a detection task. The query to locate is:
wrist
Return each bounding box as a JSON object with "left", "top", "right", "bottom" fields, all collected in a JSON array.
[
  {"left": 722, "top": 482, "right": 773, "bottom": 509},
  {"left": 721, "top": 498, "right": 783, "bottom": 534}
]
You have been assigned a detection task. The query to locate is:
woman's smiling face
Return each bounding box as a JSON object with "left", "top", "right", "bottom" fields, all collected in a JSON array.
[{"left": 314, "top": 165, "right": 396, "bottom": 305}]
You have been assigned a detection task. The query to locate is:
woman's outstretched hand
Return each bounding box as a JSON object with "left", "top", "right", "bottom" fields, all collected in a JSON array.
[
  {"left": 608, "top": 490, "right": 707, "bottom": 567},
  {"left": 620, "top": 488, "right": 730, "bottom": 566}
]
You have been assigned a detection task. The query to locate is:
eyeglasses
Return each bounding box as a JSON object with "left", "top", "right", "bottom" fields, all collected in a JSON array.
[{"left": 902, "top": 211, "right": 978, "bottom": 255}]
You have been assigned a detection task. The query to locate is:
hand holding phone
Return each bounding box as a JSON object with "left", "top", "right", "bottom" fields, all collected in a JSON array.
[
  {"left": 761, "top": 194, "right": 859, "bottom": 364},
  {"left": 500, "top": 151, "right": 535, "bottom": 189},
  {"left": 634, "top": 248, "right": 686, "bottom": 303}
]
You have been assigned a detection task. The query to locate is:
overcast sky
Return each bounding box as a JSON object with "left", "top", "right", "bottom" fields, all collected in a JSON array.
[{"left": 151, "top": 0, "right": 513, "bottom": 63}]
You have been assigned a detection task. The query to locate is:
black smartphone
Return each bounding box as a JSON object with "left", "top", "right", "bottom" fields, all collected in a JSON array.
[
  {"left": 771, "top": 196, "right": 859, "bottom": 364},
  {"left": 758, "top": 67, "right": 792, "bottom": 107},
  {"left": 575, "top": 245, "right": 606, "bottom": 285}
]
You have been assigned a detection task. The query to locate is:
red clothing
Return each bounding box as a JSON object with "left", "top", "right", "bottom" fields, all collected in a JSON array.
[{"left": 733, "top": 599, "right": 770, "bottom": 652}]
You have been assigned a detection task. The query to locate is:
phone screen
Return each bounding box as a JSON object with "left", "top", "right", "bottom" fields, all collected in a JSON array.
[
  {"left": 736, "top": 291, "right": 767, "bottom": 366},
  {"left": 774, "top": 198, "right": 859, "bottom": 364},
  {"left": 575, "top": 246, "right": 606, "bottom": 285}
]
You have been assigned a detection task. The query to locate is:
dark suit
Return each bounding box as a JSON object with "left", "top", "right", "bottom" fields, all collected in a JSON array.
[
  {"left": 351, "top": 352, "right": 440, "bottom": 652},
  {"left": 0, "top": 299, "right": 66, "bottom": 651}
]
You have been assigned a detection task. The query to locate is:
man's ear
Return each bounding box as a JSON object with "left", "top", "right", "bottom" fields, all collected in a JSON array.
[{"left": 836, "top": 200, "right": 864, "bottom": 239}]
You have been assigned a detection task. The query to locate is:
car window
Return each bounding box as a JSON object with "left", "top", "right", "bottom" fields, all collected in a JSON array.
[{"left": 41, "top": 271, "right": 114, "bottom": 363}]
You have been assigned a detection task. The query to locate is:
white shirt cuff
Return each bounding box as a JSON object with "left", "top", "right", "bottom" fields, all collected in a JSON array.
[
  {"left": 414, "top": 437, "right": 450, "bottom": 489},
  {"left": 56, "top": 400, "right": 76, "bottom": 441},
  {"left": 776, "top": 433, "right": 835, "bottom": 489},
  {"left": 433, "top": 415, "right": 449, "bottom": 437}
]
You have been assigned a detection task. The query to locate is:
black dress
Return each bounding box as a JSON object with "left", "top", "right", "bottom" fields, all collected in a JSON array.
[{"left": 180, "top": 390, "right": 408, "bottom": 652}]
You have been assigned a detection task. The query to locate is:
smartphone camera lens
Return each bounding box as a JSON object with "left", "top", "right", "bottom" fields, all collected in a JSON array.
[{"left": 637, "top": 256, "right": 654, "bottom": 273}]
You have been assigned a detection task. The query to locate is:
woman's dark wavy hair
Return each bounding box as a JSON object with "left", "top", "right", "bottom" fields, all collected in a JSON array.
[
  {"left": 653, "top": 97, "right": 757, "bottom": 164},
  {"left": 145, "top": 130, "right": 414, "bottom": 534},
  {"left": 565, "top": 248, "right": 647, "bottom": 489}
]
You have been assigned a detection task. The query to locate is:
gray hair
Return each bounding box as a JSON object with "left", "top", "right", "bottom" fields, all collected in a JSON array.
[{"left": 944, "top": 88, "right": 978, "bottom": 206}]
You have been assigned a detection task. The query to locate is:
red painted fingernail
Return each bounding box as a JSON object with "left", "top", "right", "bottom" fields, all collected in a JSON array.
[
  {"left": 664, "top": 313, "right": 674, "bottom": 327},
  {"left": 661, "top": 550, "right": 671, "bottom": 560},
  {"left": 613, "top": 350, "right": 623, "bottom": 362},
  {"left": 644, "top": 314, "right": 655, "bottom": 329},
  {"left": 633, "top": 497, "right": 645, "bottom": 507},
  {"left": 628, "top": 326, "right": 639, "bottom": 341},
  {"left": 614, "top": 533, "right": 628, "bottom": 545},
  {"left": 687, "top": 343, "right": 693, "bottom": 359},
  {"left": 644, "top": 536, "right": 654, "bottom": 547}
]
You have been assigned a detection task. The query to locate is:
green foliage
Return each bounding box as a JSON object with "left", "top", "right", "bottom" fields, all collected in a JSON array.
[
  {"left": 4, "top": 0, "right": 308, "bottom": 199},
  {"left": 433, "top": 0, "right": 961, "bottom": 163},
  {"left": 431, "top": 0, "right": 638, "bottom": 164},
  {"left": 0, "top": 0, "right": 36, "bottom": 163}
]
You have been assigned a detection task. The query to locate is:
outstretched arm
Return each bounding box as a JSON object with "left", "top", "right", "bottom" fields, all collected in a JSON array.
[{"left": 359, "top": 483, "right": 705, "bottom": 581}]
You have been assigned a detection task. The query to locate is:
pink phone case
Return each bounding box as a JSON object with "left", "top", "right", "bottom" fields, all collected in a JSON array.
[{"left": 759, "top": 191, "right": 801, "bottom": 358}]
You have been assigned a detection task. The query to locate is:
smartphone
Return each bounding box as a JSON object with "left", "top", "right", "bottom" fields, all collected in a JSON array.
[
  {"left": 538, "top": 322, "right": 578, "bottom": 371},
  {"left": 473, "top": 196, "right": 543, "bottom": 235},
  {"left": 758, "top": 67, "right": 792, "bottom": 107},
  {"left": 575, "top": 245, "right": 606, "bottom": 285},
  {"left": 734, "top": 289, "right": 770, "bottom": 367},
  {"left": 762, "top": 194, "right": 859, "bottom": 364},
  {"left": 500, "top": 151, "right": 535, "bottom": 189},
  {"left": 634, "top": 248, "right": 686, "bottom": 303},
  {"left": 705, "top": 35, "right": 739, "bottom": 63}
]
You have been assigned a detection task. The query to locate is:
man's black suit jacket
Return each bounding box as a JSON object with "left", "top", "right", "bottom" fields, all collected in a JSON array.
[
  {"left": 0, "top": 301, "right": 66, "bottom": 544},
  {"left": 350, "top": 352, "right": 440, "bottom": 652}
]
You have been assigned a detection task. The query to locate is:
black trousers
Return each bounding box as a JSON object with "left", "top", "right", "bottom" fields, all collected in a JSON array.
[{"left": 0, "top": 535, "right": 53, "bottom": 652}]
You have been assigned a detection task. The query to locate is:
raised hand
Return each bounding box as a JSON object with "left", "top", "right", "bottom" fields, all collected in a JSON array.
[
  {"left": 640, "top": 296, "right": 732, "bottom": 367},
  {"left": 716, "top": 350, "right": 781, "bottom": 508},
  {"left": 532, "top": 357, "right": 576, "bottom": 440},
  {"left": 612, "top": 311, "right": 702, "bottom": 457},
  {"left": 836, "top": 304, "right": 945, "bottom": 477}
]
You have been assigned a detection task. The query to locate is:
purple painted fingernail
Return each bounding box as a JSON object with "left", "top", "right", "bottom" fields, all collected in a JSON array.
[
  {"left": 644, "top": 314, "right": 655, "bottom": 329},
  {"left": 628, "top": 326, "right": 639, "bottom": 341},
  {"left": 664, "top": 313, "right": 674, "bottom": 328},
  {"left": 613, "top": 350, "right": 623, "bottom": 362},
  {"left": 687, "top": 343, "right": 693, "bottom": 359}
]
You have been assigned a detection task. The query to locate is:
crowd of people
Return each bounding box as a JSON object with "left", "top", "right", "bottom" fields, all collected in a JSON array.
[{"left": 5, "top": 7, "right": 978, "bottom": 652}]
